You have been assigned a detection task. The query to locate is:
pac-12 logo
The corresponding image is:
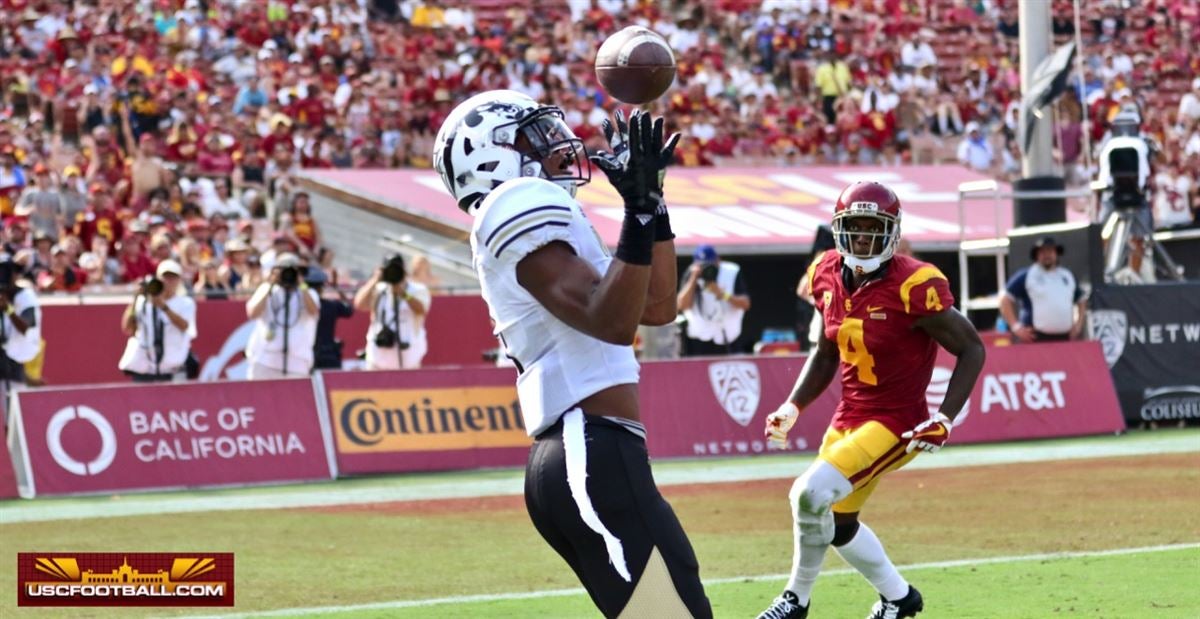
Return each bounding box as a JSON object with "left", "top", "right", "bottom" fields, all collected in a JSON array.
[
  {"left": 707, "top": 361, "right": 761, "bottom": 427},
  {"left": 1088, "top": 309, "right": 1128, "bottom": 367}
]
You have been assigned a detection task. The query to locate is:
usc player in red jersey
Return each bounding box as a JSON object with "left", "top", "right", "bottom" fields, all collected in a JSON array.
[{"left": 757, "top": 182, "right": 985, "bottom": 619}]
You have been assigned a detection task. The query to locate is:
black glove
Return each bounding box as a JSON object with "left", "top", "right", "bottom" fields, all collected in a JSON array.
[
  {"left": 601, "top": 108, "right": 631, "bottom": 167},
  {"left": 590, "top": 110, "right": 680, "bottom": 216}
]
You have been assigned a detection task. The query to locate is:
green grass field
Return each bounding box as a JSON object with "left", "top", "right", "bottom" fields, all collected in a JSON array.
[{"left": 2, "top": 430, "right": 1198, "bottom": 618}]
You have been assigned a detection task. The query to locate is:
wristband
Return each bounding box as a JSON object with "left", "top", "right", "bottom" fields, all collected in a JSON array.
[
  {"left": 4, "top": 306, "right": 14, "bottom": 316},
  {"left": 653, "top": 206, "right": 675, "bottom": 242},
  {"left": 722, "top": 291, "right": 732, "bottom": 301},
  {"left": 615, "top": 212, "right": 655, "bottom": 266}
]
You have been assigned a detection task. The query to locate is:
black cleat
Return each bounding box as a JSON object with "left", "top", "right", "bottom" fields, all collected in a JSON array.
[
  {"left": 867, "top": 585, "right": 924, "bottom": 619},
  {"left": 758, "top": 590, "right": 808, "bottom": 619}
]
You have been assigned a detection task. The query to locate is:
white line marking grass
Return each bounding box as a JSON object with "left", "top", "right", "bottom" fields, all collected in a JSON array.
[{"left": 185, "top": 543, "right": 1200, "bottom": 618}]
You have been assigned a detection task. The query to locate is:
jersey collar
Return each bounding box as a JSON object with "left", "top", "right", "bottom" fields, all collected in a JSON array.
[{"left": 841, "top": 258, "right": 891, "bottom": 292}]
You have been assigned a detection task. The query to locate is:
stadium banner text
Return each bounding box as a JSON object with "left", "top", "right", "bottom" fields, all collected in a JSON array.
[
  {"left": 1088, "top": 283, "right": 1200, "bottom": 424},
  {"left": 320, "top": 368, "right": 530, "bottom": 475},
  {"left": 932, "top": 341, "right": 1125, "bottom": 443},
  {"left": 17, "top": 552, "right": 234, "bottom": 607},
  {"left": 8, "top": 380, "right": 334, "bottom": 498}
]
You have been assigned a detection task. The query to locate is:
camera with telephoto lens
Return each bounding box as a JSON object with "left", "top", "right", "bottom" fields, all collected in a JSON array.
[
  {"left": 699, "top": 263, "right": 718, "bottom": 282},
  {"left": 140, "top": 275, "right": 164, "bottom": 297},
  {"left": 381, "top": 254, "right": 406, "bottom": 285},
  {"left": 278, "top": 266, "right": 301, "bottom": 289}
]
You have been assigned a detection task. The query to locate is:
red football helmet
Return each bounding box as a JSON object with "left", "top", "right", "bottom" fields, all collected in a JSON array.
[{"left": 832, "top": 181, "right": 902, "bottom": 274}]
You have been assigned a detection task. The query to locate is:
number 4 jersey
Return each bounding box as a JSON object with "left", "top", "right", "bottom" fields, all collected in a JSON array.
[
  {"left": 471, "top": 177, "right": 640, "bottom": 438},
  {"left": 808, "top": 251, "right": 956, "bottom": 437}
]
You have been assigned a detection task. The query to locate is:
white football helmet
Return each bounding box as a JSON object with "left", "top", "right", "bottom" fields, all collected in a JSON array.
[{"left": 434, "top": 90, "right": 589, "bottom": 214}]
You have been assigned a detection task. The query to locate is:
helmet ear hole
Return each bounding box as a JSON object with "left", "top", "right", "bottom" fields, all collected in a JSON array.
[
  {"left": 477, "top": 161, "right": 498, "bottom": 172},
  {"left": 462, "top": 138, "right": 475, "bottom": 156}
]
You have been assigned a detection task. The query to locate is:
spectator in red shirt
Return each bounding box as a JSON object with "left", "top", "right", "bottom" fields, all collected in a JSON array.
[
  {"left": 118, "top": 229, "right": 156, "bottom": 283},
  {"left": 37, "top": 244, "right": 85, "bottom": 292},
  {"left": 165, "top": 120, "right": 201, "bottom": 164},
  {"left": 197, "top": 133, "right": 236, "bottom": 178},
  {"left": 290, "top": 86, "right": 329, "bottom": 129},
  {"left": 260, "top": 115, "right": 295, "bottom": 160},
  {"left": 73, "top": 184, "right": 124, "bottom": 250}
]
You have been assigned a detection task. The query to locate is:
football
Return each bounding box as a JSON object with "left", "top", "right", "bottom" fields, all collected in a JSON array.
[{"left": 594, "top": 26, "right": 677, "bottom": 105}]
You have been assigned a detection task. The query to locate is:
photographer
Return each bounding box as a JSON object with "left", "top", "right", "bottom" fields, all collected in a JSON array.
[
  {"left": 118, "top": 260, "right": 196, "bottom": 382},
  {"left": 0, "top": 254, "right": 41, "bottom": 393},
  {"left": 308, "top": 267, "right": 354, "bottom": 370},
  {"left": 245, "top": 253, "right": 320, "bottom": 379},
  {"left": 677, "top": 244, "right": 751, "bottom": 356},
  {"left": 354, "top": 254, "right": 431, "bottom": 370}
]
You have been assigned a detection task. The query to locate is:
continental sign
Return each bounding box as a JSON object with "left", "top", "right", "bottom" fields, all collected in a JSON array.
[
  {"left": 330, "top": 387, "right": 531, "bottom": 453},
  {"left": 17, "top": 553, "right": 234, "bottom": 607}
]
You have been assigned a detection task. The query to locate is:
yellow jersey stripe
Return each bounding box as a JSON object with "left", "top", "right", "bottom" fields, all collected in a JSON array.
[{"left": 899, "top": 265, "right": 947, "bottom": 313}]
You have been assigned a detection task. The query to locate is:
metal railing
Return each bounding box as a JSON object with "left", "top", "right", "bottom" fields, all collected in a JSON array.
[{"left": 955, "top": 180, "right": 1093, "bottom": 320}]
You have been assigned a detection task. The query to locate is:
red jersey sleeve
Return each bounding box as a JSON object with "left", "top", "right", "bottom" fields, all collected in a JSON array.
[
  {"left": 896, "top": 262, "right": 954, "bottom": 317},
  {"left": 807, "top": 250, "right": 838, "bottom": 314}
]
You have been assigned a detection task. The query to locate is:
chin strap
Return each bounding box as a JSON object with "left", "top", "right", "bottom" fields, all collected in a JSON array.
[{"left": 842, "top": 255, "right": 883, "bottom": 275}]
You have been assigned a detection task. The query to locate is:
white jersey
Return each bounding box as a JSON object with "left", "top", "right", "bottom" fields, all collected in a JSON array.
[{"left": 471, "top": 177, "right": 640, "bottom": 437}]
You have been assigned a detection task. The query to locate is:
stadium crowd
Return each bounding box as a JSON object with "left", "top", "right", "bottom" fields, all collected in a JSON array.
[{"left": 0, "top": 0, "right": 1195, "bottom": 298}]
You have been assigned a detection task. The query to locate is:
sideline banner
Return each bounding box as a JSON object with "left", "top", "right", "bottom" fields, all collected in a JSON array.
[
  {"left": 321, "top": 368, "right": 529, "bottom": 475},
  {"left": 323, "top": 341, "right": 1123, "bottom": 475},
  {"left": 931, "top": 341, "right": 1125, "bottom": 443},
  {"left": 10, "top": 380, "right": 334, "bottom": 497},
  {"left": 1088, "top": 284, "right": 1200, "bottom": 424},
  {"left": 1, "top": 427, "right": 17, "bottom": 499}
]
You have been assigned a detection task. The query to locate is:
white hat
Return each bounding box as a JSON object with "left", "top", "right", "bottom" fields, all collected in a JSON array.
[
  {"left": 83, "top": 83, "right": 98, "bottom": 95},
  {"left": 156, "top": 259, "right": 184, "bottom": 278},
  {"left": 965, "top": 121, "right": 981, "bottom": 133},
  {"left": 257, "top": 49, "right": 274, "bottom": 61}
]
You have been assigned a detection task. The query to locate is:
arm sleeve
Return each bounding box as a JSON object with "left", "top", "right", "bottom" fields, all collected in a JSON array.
[
  {"left": 1005, "top": 269, "right": 1029, "bottom": 303},
  {"left": 173, "top": 297, "right": 198, "bottom": 339},
  {"left": 733, "top": 269, "right": 749, "bottom": 296},
  {"left": 475, "top": 180, "right": 578, "bottom": 269},
  {"left": 411, "top": 282, "right": 433, "bottom": 308},
  {"left": 899, "top": 266, "right": 956, "bottom": 316}
]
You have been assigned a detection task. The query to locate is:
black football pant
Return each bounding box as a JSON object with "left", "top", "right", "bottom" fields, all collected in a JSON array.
[{"left": 525, "top": 410, "right": 711, "bottom": 618}]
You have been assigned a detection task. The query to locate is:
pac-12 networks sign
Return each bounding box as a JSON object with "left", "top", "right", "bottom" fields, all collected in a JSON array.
[{"left": 9, "top": 380, "right": 334, "bottom": 497}]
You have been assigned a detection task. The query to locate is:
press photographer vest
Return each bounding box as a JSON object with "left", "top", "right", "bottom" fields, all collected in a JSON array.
[{"left": 683, "top": 262, "right": 744, "bottom": 345}]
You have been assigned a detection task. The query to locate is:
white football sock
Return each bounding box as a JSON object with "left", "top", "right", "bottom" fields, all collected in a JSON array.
[
  {"left": 834, "top": 522, "right": 909, "bottom": 601},
  {"left": 785, "top": 532, "right": 827, "bottom": 606}
]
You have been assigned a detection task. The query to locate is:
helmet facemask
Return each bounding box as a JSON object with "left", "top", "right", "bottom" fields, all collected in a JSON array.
[
  {"left": 832, "top": 210, "right": 900, "bottom": 275},
  {"left": 506, "top": 107, "right": 590, "bottom": 197}
]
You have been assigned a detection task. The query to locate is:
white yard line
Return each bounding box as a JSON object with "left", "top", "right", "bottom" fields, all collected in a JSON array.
[
  {"left": 1, "top": 432, "right": 1196, "bottom": 524},
  {"left": 183, "top": 543, "right": 1200, "bottom": 618}
]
